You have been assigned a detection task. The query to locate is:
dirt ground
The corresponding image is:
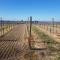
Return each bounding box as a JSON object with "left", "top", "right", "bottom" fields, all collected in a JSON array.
[
  {"left": 0, "top": 24, "right": 56, "bottom": 60},
  {"left": 0, "top": 24, "right": 29, "bottom": 60}
]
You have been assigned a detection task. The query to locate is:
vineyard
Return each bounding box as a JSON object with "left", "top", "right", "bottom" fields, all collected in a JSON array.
[{"left": 0, "top": 18, "right": 60, "bottom": 60}]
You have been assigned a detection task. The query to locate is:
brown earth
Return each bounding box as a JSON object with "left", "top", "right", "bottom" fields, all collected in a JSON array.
[
  {"left": 0, "top": 24, "right": 56, "bottom": 60},
  {"left": 0, "top": 24, "right": 28, "bottom": 60}
]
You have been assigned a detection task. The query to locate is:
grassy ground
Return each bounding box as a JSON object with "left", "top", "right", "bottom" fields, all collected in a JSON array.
[{"left": 32, "top": 25, "right": 60, "bottom": 60}]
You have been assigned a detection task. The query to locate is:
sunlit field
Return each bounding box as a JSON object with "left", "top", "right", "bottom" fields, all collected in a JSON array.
[{"left": 0, "top": 20, "right": 60, "bottom": 60}]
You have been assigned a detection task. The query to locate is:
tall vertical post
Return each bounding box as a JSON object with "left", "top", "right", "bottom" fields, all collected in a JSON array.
[
  {"left": 2, "top": 20, "right": 4, "bottom": 35},
  {"left": 27, "top": 17, "right": 29, "bottom": 34},
  {"left": 56, "top": 22, "right": 57, "bottom": 34},
  {"left": 7, "top": 21, "right": 9, "bottom": 31},
  {"left": 50, "top": 23, "right": 51, "bottom": 34},
  {"left": 1, "top": 17, "right": 2, "bottom": 36},
  {"left": 30, "top": 16, "right": 32, "bottom": 37},
  {"left": 29, "top": 16, "right": 33, "bottom": 60},
  {"left": 52, "top": 18, "right": 54, "bottom": 34},
  {"left": 28, "top": 16, "right": 32, "bottom": 50}
]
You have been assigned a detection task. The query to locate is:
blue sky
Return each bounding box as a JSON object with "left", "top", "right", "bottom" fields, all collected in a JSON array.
[{"left": 0, "top": 0, "right": 60, "bottom": 21}]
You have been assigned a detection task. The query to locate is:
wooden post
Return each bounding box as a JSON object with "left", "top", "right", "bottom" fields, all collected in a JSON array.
[
  {"left": 2, "top": 20, "right": 4, "bottom": 35},
  {"left": 56, "top": 22, "right": 57, "bottom": 34},
  {"left": 52, "top": 18, "right": 54, "bottom": 34},
  {"left": 1, "top": 17, "right": 2, "bottom": 36},
  {"left": 50, "top": 24, "right": 51, "bottom": 34},
  {"left": 28, "top": 16, "right": 33, "bottom": 49},
  {"left": 30, "top": 16, "right": 32, "bottom": 37}
]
